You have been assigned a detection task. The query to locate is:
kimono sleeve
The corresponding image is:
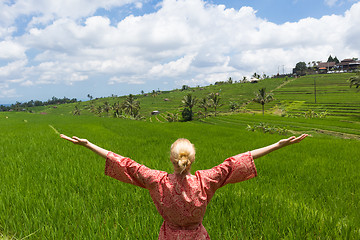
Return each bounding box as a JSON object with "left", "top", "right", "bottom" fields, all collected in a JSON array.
[
  {"left": 105, "top": 152, "right": 167, "bottom": 189},
  {"left": 196, "top": 151, "right": 257, "bottom": 199}
]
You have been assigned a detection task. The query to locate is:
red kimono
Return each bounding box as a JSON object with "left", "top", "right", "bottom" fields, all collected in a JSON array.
[{"left": 105, "top": 151, "right": 257, "bottom": 240}]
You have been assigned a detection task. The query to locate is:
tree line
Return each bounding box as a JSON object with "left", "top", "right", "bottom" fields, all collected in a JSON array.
[
  {"left": 178, "top": 88, "right": 273, "bottom": 121},
  {"left": 74, "top": 94, "right": 142, "bottom": 120},
  {"left": 0, "top": 96, "right": 78, "bottom": 112}
]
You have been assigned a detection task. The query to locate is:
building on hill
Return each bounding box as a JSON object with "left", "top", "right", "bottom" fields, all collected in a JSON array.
[
  {"left": 250, "top": 77, "right": 259, "bottom": 83},
  {"left": 317, "top": 61, "right": 336, "bottom": 73},
  {"left": 315, "top": 58, "right": 359, "bottom": 73},
  {"left": 338, "top": 59, "right": 360, "bottom": 72}
]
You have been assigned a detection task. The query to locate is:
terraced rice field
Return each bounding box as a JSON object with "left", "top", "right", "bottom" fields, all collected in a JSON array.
[{"left": 245, "top": 73, "right": 360, "bottom": 117}]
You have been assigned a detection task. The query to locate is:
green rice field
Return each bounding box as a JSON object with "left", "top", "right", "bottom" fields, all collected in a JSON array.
[{"left": 1, "top": 111, "right": 359, "bottom": 239}]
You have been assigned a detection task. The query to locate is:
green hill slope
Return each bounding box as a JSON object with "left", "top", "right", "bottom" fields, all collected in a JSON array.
[
  {"left": 29, "top": 77, "right": 288, "bottom": 118},
  {"left": 27, "top": 73, "right": 359, "bottom": 120},
  {"left": 259, "top": 73, "right": 360, "bottom": 118}
]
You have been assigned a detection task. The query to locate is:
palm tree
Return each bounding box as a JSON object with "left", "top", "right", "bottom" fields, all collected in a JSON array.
[
  {"left": 122, "top": 94, "right": 140, "bottom": 118},
  {"left": 89, "top": 104, "right": 97, "bottom": 114},
  {"left": 112, "top": 102, "right": 122, "bottom": 118},
  {"left": 72, "top": 105, "right": 81, "bottom": 115},
  {"left": 95, "top": 106, "right": 103, "bottom": 117},
  {"left": 198, "top": 97, "right": 210, "bottom": 118},
  {"left": 181, "top": 94, "right": 198, "bottom": 121},
  {"left": 349, "top": 71, "right": 360, "bottom": 90},
  {"left": 103, "top": 101, "right": 111, "bottom": 116},
  {"left": 208, "top": 93, "right": 223, "bottom": 117},
  {"left": 253, "top": 88, "right": 274, "bottom": 116}
]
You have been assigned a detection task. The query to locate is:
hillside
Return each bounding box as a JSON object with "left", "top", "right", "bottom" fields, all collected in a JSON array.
[
  {"left": 29, "top": 77, "right": 288, "bottom": 117},
  {"left": 27, "top": 73, "right": 359, "bottom": 121}
]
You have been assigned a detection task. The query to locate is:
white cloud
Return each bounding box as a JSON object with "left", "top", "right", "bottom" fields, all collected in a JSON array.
[
  {"left": 1, "top": 0, "right": 360, "bottom": 94},
  {"left": 109, "top": 76, "right": 145, "bottom": 85},
  {"left": 0, "top": 0, "right": 143, "bottom": 27},
  {"left": 0, "top": 40, "right": 26, "bottom": 59},
  {"left": 0, "top": 60, "right": 28, "bottom": 77},
  {"left": 135, "top": 2, "right": 143, "bottom": 9},
  {"left": 0, "top": 83, "right": 17, "bottom": 98},
  {"left": 149, "top": 54, "right": 196, "bottom": 77},
  {"left": 324, "top": 0, "right": 340, "bottom": 7}
]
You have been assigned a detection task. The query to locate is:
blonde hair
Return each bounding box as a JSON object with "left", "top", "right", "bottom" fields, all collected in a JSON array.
[{"left": 170, "top": 138, "right": 195, "bottom": 174}]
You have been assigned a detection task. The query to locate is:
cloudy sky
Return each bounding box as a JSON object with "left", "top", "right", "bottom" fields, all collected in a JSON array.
[{"left": 1, "top": 0, "right": 359, "bottom": 104}]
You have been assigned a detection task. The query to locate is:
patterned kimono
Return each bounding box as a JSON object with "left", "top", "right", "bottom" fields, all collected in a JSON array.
[{"left": 105, "top": 151, "right": 257, "bottom": 239}]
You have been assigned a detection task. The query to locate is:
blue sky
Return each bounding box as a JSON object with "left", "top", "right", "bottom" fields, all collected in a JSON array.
[{"left": 0, "top": 0, "right": 359, "bottom": 104}]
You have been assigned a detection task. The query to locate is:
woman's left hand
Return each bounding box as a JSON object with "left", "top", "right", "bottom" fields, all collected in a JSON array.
[{"left": 60, "top": 134, "right": 89, "bottom": 147}]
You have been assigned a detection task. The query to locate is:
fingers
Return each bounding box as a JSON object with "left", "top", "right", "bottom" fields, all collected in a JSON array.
[
  {"left": 60, "top": 134, "right": 73, "bottom": 141},
  {"left": 291, "top": 134, "right": 308, "bottom": 143},
  {"left": 60, "top": 134, "right": 79, "bottom": 143}
]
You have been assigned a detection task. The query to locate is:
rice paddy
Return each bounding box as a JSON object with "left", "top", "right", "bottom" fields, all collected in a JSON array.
[{"left": 1, "top": 111, "right": 359, "bottom": 239}]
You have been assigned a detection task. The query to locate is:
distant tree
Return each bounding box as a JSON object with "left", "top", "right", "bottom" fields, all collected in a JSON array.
[
  {"left": 229, "top": 101, "right": 240, "bottom": 112},
  {"left": 333, "top": 56, "right": 340, "bottom": 64},
  {"left": 72, "top": 105, "right": 81, "bottom": 115},
  {"left": 227, "top": 77, "right": 233, "bottom": 84},
  {"left": 112, "top": 102, "right": 122, "bottom": 118},
  {"left": 88, "top": 104, "right": 96, "bottom": 114},
  {"left": 87, "top": 94, "right": 93, "bottom": 100},
  {"left": 294, "top": 62, "right": 307, "bottom": 75},
  {"left": 181, "top": 85, "right": 190, "bottom": 91},
  {"left": 103, "top": 101, "right": 111, "bottom": 116},
  {"left": 34, "top": 100, "right": 43, "bottom": 106},
  {"left": 122, "top": 94, "right": 140, "bottom": 118},
  {"left": 181, "top": 94, "right": 197, "bottom": 120},
  {"left": 151, "top": 90, "right": 157, "bottom": 97},
  {"left": 165, "top": 112, "right": 179, "bottom": 122},
  {"left": 252, "top": 72, "right": 260, "bottom": 79},
  {"left": 349, "top": 70, "right": 360, "bottom": 91},
  {"left": 208, "top": 93, "right": 223, "bottom": 117},
  {"left": 242, "top": 76, "right": 247, "bottom": 82},
  {"left": 181, "top": 108, "right": 192, "bottom": 122},
  {"left": 327, "top": 55, "right": 334, "bottom": 62},
  {"left": 96, "top": 106, "right": 103, "bottom": 117},
  {"left": 141, "top": 90, "right": 144, "bottom": 95},
  {"left": 253, "top": 88, "right": 274, "bottom": 116},
  {"left": 198, "top": 97, "right": 210, "bottom": 118}
]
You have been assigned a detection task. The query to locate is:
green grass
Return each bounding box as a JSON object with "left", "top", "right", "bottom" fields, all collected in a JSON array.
[{"left": 1, "top": 112, "right": 359, "bottom": 239}]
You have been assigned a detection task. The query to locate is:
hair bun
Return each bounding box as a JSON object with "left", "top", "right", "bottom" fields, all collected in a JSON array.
[{"left": 170, "top": 138, "right": 196, "bottom": 174}]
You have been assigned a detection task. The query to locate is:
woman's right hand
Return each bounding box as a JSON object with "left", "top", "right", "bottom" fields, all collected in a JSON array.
[{"left": 277, "top": 134, "right": 308, "bottom": 148}]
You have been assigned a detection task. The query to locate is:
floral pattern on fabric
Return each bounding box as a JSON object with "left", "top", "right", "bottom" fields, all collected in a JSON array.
[{"left": 105, "top": 151, "right": 257, "bottom": 240}]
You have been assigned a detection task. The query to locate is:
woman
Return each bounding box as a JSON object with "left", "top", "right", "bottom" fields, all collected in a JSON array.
[{"left": 60, "top": 133, "right": 307, "bottom": 239}]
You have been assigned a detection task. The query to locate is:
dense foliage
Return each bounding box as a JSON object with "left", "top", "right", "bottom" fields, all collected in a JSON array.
[{"left": 0, "top": 96, "right": 78, "bottom": 112}]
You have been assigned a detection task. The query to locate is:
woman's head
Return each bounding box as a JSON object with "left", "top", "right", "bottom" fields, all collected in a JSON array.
[{"left": 170, "top": 138, "right": 195, "bottom": 174}]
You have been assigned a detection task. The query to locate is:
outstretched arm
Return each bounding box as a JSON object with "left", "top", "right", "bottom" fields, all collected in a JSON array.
[
  {"left": 250, "top": 134, "right": 308, "bottom": 159},
  {"left": 60, "top": 134, "right": 109, "bottom": 159}
]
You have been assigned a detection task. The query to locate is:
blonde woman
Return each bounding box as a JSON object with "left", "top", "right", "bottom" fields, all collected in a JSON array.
[{"left": 60, "top": 134, "right": 307, "bottom": 239}]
